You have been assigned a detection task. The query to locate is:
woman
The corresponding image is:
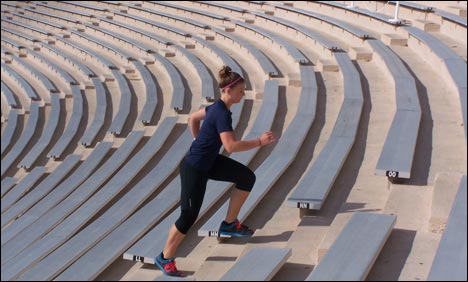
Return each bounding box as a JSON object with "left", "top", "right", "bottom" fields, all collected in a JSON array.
[{"left": 156, "top": 66, "right": 277, "bottom": 277}]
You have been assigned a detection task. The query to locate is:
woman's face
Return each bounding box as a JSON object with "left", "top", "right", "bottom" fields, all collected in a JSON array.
[{"left": 228, "top": 82, "right": 246, "bottom": 103}]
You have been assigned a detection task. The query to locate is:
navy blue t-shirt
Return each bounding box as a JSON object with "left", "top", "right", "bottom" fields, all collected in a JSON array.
[{"left": 185, "top": 100, "right": 233, "bottom": 172}]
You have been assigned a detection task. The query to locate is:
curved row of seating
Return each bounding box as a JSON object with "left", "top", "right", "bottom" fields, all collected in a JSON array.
[
  {"left": 33, "top": 2, "right": 96, "bottom": 22},
  {"left": 21, "top": 5, "right": 81, "bottom": 26},
  {"left": 2, "top": 154, "right": 81, "bottom": 227},
  {"left": 8, "top": 11, "right": 67, "bottom": 33},
  {"left": 1, "top": 131, "right": 145, "bottom": 280},
  {"left": 287, "top": 52, "right": 363, "bottom": 210},
  {"left": 369, "top": 39, "right": 422, "bottom": 180},
  {"left": 0, "top": 176, "right": 17, "bottom": 198},
  {"left": 0, "top": 141, "right": 112, "bottom": 244},
  {"left": 1, "top": 165, "right": 46, "bottom": 214},
  {"left": 403, "top": 26, "right": 467, "bottom": 142},
  {"left": 1, "top": 26, "right": 41, "bottom": 44},
  {"left": 0, "top": 109, "right": 20, "bottom": 156},
  {"left": 1, "top": 62, "right": 39, "bottom": 101},
  {"left": 79, "top": 77, "right": 106, "bottom": 147},
  {"left": 2, "top": 17, "right": 54, "bottom": 39},
  {"left": 1, "top": 102, "right": 41, "bottom": 177},
  {"left": 9, "top": 53, "right": 58, "bottom": 94},
  {"left": 19, "top": 94, "right": 61, "bottom": 169},
  {"left": 46, "top": 84, "right": 82, "bottom": 159},
  {"left": 1, "top": 80, "right": 18, "bottom": 108}
]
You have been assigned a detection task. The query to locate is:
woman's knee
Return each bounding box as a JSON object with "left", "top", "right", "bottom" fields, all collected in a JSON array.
[
  {"left": 237, "top": 169, "right": 256, "bottom": 192},
  {"left": 175, "top": 210, "right": 198, "bottom": 234}
]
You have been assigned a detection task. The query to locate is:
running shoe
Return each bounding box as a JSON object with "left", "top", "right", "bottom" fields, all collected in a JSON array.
[
  {"left": 155, "top": 252, "right": 185, "bottom": 277},
  {"left": 219, "top": 219, "right": 254, "bottom": 237}
]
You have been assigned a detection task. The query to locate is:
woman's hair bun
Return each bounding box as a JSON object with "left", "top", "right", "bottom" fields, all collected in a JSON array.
[
  {"left": 218, "top": 65, "right": 243, "bottom": 89},
  {"left": 219, "top": 65, "right": 232, "bottom": 80}
]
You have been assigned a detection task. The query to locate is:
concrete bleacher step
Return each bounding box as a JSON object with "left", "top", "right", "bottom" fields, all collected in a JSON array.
[
  {"left": 198, "top": 32, "right": 214, "bottom": 40},
  {"left": 381, "top": 33, "right": 408, "bottom": 46},
  {"left": 287, "top": 72, "right": 301, "bottom": 87},
  {"left": 192, "top": 241, "right": 247, "bottom": 280},
  {"left": 429, "top": 172, "right": 464, "bottom": 233},
  {"left": 365, "top": 183, "right": 442, "bottom": 280},
  {"left": 447, "top": 5, "right": 467, "bottom": 17},
  {"left": 59, "top": 32, "right": 71, "bottom": 38},
  {"left": 219, "top": 247, "right": 292, "bottom": 281},
  {"left": 100, "top": 74, "right": 115, "bottom": 82},
  {"left": 181, "top": 40, "right": 195, "bottom": 49},
  {"left": 283, "top": 215, "right": 329, "bottom": 273},
  {"left": 258, "top": 9, "right": 274, "bottom": 16},
  {"left": 140, "top": 58, "right": 155, "bottom": 65},
  {"left": 121, "top": 66, "right": 135, "bottom": 74},
  {"left": 349, "top": 47, "right": 373, "bottom": 61},
  {"left": 317, "top": 213, "right": 351, "bottom": 261},
  {"left": 159, "top": 49, "right": 175, "bottom": 57},
  {"left": 383, "top": 183, "right": 433, "bottom": 229},
  {"left": 221, "top": 24, "right": 235, "bottom": 32},
  {"left": 316, "top": 59, "right": 339, "bottom": 72},
  {"left": 30, "top": 44, "right": 41, "bottom": 51},
  {"left": 80, "top": 81, "right": 95, "bottom": 90},
  {"left": 2, "top": 53, "right": 12, "bottom": 61},
  {"left": 242, "top": 17, "right": 255, "bottom": 24},
  {"left": 412, "top": 19, "right": 441, "bottom": 32}
]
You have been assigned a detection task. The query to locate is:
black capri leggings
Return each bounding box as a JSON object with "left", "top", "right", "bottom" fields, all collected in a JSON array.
[{"left": 175, "top": 154, "right": 256, "bottom": 234}]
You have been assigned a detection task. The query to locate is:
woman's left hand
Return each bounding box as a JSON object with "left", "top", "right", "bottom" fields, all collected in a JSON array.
[{"left": 259, "top": 131, "right": 278, "bottom": 146}]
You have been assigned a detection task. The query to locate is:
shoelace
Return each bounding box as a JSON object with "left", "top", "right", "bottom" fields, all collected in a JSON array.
[
  {"left": 235, "top": 220, "right": 251, "bottom": 231},
  {"left": 164, "top": 260, "right": 185, "bottom": 277},
  {"left": 164, "top": 261, "right": 178, "bottom": 273}
]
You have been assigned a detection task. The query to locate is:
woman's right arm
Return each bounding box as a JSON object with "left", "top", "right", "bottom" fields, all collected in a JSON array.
[{"left": 189, "top": 107, "right": 206, "bottom": 138}]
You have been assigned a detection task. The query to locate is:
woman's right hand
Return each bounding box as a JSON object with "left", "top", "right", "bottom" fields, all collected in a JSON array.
[{"left": 259, "top": 131, "right": 278, "bottom": 146}]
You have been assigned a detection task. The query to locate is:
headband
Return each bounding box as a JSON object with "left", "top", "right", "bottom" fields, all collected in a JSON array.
[{"left": 221, "top": 76, "right": 243, "bottom": 90}]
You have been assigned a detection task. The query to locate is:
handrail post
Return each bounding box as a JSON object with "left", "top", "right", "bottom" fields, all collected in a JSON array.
[{"left": 388, "top": 1, "right": 401, "bottom": 24}]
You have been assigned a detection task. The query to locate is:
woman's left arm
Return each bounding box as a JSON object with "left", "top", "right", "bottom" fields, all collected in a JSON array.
[{"left": 220, "top": 131, "right": 277, "bottom": 153}]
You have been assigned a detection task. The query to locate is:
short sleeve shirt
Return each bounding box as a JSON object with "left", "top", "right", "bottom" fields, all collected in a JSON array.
[{"left": 185, "top": 100, "right": 233, "bottom": 172}]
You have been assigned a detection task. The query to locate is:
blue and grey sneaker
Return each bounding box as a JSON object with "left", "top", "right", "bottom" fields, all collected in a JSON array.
[
  {"left": 219, "top": 219, "right": 254, "bottom": 237},
  {"left": 155, "top": 252, "right": 185, "bottom": 277}
]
